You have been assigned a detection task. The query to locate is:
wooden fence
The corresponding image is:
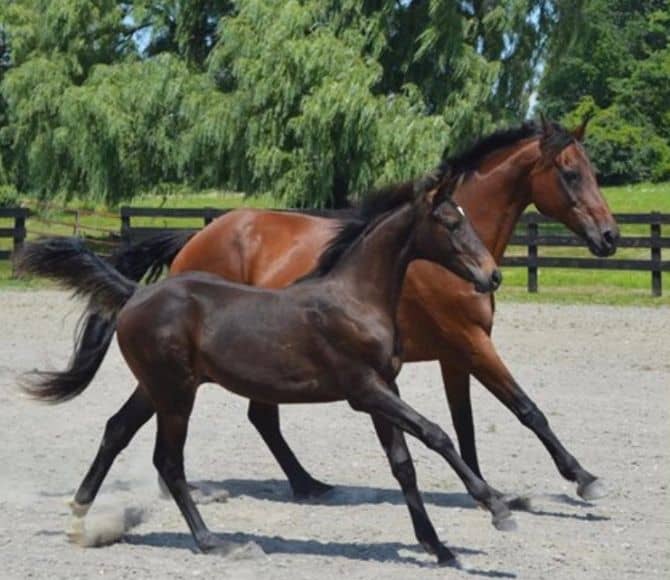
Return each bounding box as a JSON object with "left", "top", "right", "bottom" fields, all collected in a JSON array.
[
  {"left": 0, "top": 207, "right": 29, "bottom": 273},
  {"left": 119, "top": 207, "right": 670, "bottom": 297},
  {"left": 2, "top": 206, "right": 668, "bottom": 296},
  {"left": 501, "top": 212, "right": 670, "bottom": 296}
]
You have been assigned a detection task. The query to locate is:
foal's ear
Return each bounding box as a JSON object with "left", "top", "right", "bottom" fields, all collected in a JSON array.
[{"left": 572, "top": 112, "right": 593, "bottom": 142}]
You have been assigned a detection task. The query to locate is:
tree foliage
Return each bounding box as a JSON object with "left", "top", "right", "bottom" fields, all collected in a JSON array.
[
  {"left": 0, "top": 0, "right": 665, "bottom": 204},
  {"left": 539, "top": 0, "right": 670, "bottom": 184}
]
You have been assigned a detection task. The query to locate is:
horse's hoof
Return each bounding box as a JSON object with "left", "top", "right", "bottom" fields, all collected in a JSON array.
[
  {"left": 293, "top": 479, "right": 335, "bottom": 501},
  {"left": 502, "top": 494, "right": 533, "bottom": 511},
  {"left": 578, "top": 479, "right": 607, "bottom": 501},
  {"left": 492, "top": 513, "right": 517, "bottom": 532}
]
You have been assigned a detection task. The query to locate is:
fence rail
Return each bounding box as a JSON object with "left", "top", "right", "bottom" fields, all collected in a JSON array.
[
  {"left": 2, "top": 206, "right": 668, "bottom": 295},
  {"left": 500, "top": 212, "right": 669, "bottom": 296}
]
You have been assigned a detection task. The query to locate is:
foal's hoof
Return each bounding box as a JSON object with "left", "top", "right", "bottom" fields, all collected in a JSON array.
[
  {"left": 425, "top": 542, "right": 460, "bottom": 568},
  {"left": 577, "top": 478, "right": 607, "bottom": 501},
  {"left": 66, "top": 516, "right": 86, "bottom": 546},
  {"left": 437, "top": 552, "right": 461, "bottom": 568},
  {"left": 292, "top": 479, "right": 335, "bottom": 501}
]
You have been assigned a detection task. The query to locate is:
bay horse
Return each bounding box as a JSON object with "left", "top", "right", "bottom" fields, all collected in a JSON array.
[
  {"left": 18, "top": 182, "right": 507, "bottom": 565},
  {"left": 40, "top": 118, "right": 619, "bottom": 504}
]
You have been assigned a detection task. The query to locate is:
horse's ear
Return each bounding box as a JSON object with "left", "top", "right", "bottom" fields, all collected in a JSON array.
[
  {"left": 572, "top": 112, "right": 593, "bottom": 142},
  {"left": 539, "top": 112, "right": 554, "bottom": 138}
]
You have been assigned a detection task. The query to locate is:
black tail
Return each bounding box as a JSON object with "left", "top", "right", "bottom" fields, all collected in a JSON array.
[
  {"left": 19, "top": 231, "right": 192, "bottom": 403},
  {"left": 15, "top": 237, "right": 140, "bottom": 402},
  {"left": 110, "top": 230, "right": 195, "bottom": 283}
]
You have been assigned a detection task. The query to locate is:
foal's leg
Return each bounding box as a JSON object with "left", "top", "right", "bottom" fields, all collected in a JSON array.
[
  {"left": 350, "top": 376, "right": 515, "bottom": 532},
  {"left": 247, "top": 401, "right": 333, "bottom": 499},
  {"left": 372, "top": 414, "right": 457, "bottom": 566},
  {"left": 153, "top": 395, "right": 260, "bottom": 555},
  {"left": 440, "top": 360, "right": 531, "bottom": 511},
  {"left": 469, "top": 331, "right": 604, "bottom": 500},
  {"left": 68, "top": 386, "right": 154, "bottom": 541}
]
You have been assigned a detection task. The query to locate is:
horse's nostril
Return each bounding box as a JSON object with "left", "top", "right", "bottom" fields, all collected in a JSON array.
[
  {"left": 603, "top": 229, "right": 618, "bottom": 246},
  {"left": 491, "top": 269, "right": 503, "bottom": 288}
]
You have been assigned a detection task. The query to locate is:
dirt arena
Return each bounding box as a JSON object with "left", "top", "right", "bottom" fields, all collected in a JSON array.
[{"left": 0, "top": 290, "right": 668, "bottom": 579}]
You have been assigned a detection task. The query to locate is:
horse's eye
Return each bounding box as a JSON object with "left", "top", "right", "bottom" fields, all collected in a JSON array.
[{"left": 561, "top": 169, "right": 580, "bottom": 185}]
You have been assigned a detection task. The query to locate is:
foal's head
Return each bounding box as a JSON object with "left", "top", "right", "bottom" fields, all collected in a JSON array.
[
  {"left": 414, "top": 180, "right": 501, "bottom": 293},
  {"left": 527, "top": 116, "right": 619, "bottom": 257}
]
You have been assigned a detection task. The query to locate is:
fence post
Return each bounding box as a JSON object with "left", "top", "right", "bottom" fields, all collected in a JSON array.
[
  {"left": 204, "top": 207, "right": 214, "bottom": 226},
  {"left": 527, "top": 215, "right": 538, "bottom": 293},
  {"left": 11, "top": 210, "right": 27, "bottom": 277},
  {"left": 651, "top": 211, "right": 662, "bottom": 297},
  {"left": 120, "top": 207, "right": 131, "bottom": 244}
]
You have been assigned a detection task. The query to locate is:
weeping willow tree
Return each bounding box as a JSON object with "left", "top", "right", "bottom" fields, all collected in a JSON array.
[{"left": 0, "top": 0, "right": 560, "bottom": 206}]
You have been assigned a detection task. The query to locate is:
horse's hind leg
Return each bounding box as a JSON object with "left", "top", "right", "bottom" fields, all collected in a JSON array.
[
  {"left": 68, "top": 386, "right": 154, "bottom": 541},
  {"left": 372, "top": 414, "right": 457, "bottom": 566},
  {"left": 440, "top": 360, "right": 531, "bottom": 511},
  {"left": 153, "top": 395, "right": 261, "bottom": 556},
  {"left": 247, "top": 401, "right": 332, "bottom": 499}
]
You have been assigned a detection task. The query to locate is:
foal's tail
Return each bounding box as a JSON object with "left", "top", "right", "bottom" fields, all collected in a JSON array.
[{"left": 15, "top": 237, "right": 140, "bottom": 403}]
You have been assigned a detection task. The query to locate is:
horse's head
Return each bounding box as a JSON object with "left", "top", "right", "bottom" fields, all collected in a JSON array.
[
  {"left": 414, "top": 178, "right": 501, "bottom": 293},
  {"left": 527, "top": 116, "right": 619, "bottom": 257}
]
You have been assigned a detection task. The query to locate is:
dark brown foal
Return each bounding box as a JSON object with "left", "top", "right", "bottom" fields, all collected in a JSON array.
[{"left": 18, "top": 181, "right": 510, "bottom": 565}]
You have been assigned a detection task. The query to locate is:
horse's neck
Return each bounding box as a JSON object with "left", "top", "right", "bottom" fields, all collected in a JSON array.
[
  {"left": 454, "top": 140, "right": 539, "bottom": 263},
  {"left": 334, "top": 204, "right": 416, "bottom": 315}
]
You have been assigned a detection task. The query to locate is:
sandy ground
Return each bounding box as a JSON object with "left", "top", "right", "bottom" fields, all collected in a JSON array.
[{"left": 0, "top": 290, "right": 668, "bottom": 579}]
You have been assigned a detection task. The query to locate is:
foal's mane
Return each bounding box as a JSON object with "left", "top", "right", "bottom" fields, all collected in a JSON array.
[{"left": 303, "top": 180, "right": 419, "bottom": 279}]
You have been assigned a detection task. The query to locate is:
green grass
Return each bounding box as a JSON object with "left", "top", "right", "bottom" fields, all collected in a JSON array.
[
  {"left": 2, "top": 183, "right": 669, "bottom": 305},
  {"left": 602, "top": 182, "right": 670, "bottom": 214}
]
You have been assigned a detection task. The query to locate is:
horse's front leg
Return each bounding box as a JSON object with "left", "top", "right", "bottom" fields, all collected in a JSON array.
[
  {"left": 469, "top": 330, "right": 606, "bottom": 501},
  {"left": 371, "top": 403, "right": 457, "bottom": 566},
  {"left": 348, "top": 374, "right": 516, "bottom": 544},
  {"left": 247, "top": 401, "right": 333, "bottom": 499}
]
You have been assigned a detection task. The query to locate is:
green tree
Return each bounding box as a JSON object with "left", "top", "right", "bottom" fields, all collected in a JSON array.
[
  {"left": 539, "top": 0, "right": 670, "bottom": 183},
  {"left": 0, "top": 0, "right": 569, "bottom": 205}
]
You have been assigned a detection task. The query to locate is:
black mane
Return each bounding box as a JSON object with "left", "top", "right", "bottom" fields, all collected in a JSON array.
[{"left": 440, "top": 120, "right": 574, "bottom": 176}]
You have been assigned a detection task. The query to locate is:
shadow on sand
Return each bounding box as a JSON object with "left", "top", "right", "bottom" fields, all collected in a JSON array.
[
  {"left": 187, "top": 478, "right": 610, "bottom": 523},
  {"left": 123, "top": 530, "right": 516, "bottom": 578}
]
